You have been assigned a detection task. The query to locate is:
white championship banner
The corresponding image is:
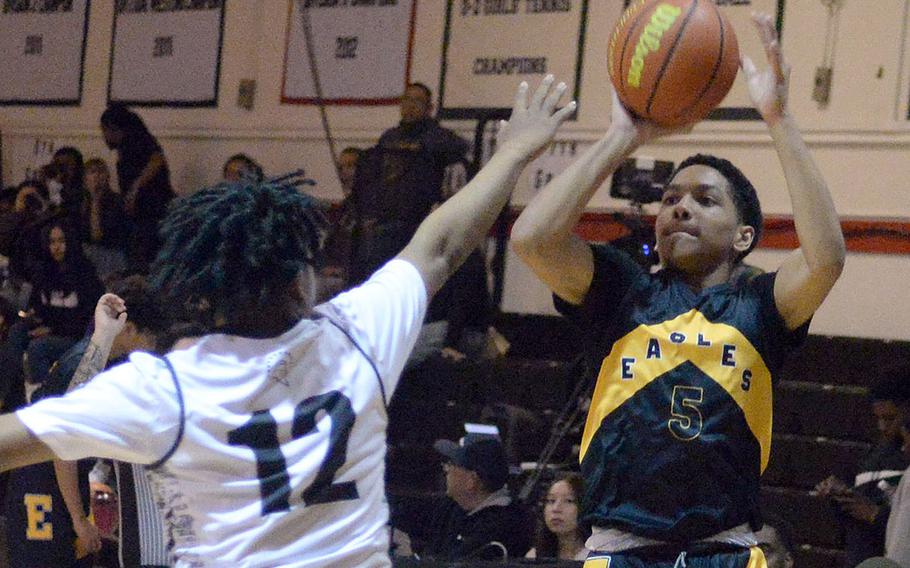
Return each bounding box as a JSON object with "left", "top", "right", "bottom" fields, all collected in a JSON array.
[
  {"left": 109, "top": 0, "right": 225, "bottom": 106},
  {"left": 0, "top": 0, "right": 88, "bottom": 105},
  {"left": 438, "top": 0, "right": 593, "bottom": 119},
  {"left": 283, "top": 0, "right": 416, "bottom": 105}
]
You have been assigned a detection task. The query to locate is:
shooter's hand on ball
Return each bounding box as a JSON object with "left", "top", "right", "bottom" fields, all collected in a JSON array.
[
  {"left": 742, "top": 12, "right": 790, "bottom": 126},
  {"left": 609, "top": 89, "right": 692, "bottom": 148}
]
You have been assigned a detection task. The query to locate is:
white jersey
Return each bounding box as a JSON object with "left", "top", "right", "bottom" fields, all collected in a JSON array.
[{"left": 18, "top": 260, "right": 427, "bottom": 567}]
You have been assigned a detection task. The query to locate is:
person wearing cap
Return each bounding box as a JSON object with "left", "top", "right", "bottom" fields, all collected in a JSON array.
[{"left": 415, "top": 434, "right": 532, "bottom": 561}]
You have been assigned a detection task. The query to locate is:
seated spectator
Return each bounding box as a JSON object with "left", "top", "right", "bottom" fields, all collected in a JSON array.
[
  {"left": 2, "top": 180, "right": 56, "bottom": 280},
  {"left": 52, "top": 146, "right": 85, "bottom": 222},
  {"left": 319, "top": 147, "right": 363, "bottom": 297},
  {"left": 10, "top": 221, "right": 103, "bottom": 386},
  {"left": 885, "top": 404, "right": 910, "bottom": 566},
  {"left": 755, "top": 512, "right": 796, "bottom": 568},
  {"left": 526, "top": 472, "right": 589, "bottom": 562},
  {"left": 81, "top": 158, "right": 128, "bottom": 279},
  {"left": 337, "top": 146, "right": 361, "bottom": 195},
  {"left": 816, "top": 369, "right": 910, "bottom": 567},
  {"left": 402, "top": 433, "right": 532, "bottom": 561},
  {"left": 222, "top": 153, "right": 264, "bottom": 183}
]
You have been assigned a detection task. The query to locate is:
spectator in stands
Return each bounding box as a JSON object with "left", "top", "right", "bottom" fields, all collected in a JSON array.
[
  {"left": 884, "top": 401, "right": 910, "bottom": 566},
  {"left": 418, "top": 434, "right": 532, "bottom": 560},
  {"left": 816, "top": 370, "right": 910, "bottom": 567},
  {"left": 755, "top": 512, "right": 796, "bottom": 568},
  {"left": 81, "top": 158, "right": 127, "bottom": 280},
  {"left": 17, "top": 220, "right": 103, "bottom": 384},
  {"left": 52, "top": 146, "right": 85, "bottom": 222},
  {"left": 337, "top": 146, "right": 361, "bottom": 195},
  {"left": 526, "top": 472, "right": 590, "bottom": 561},
  {"left": 350, "top": 83, "right": 468, "bottom": 284},
  {"left": 1, "top": 180, "right": 54, "bottom": 283},
  {"left": 222, "top": 153, "right": 264, "bottom": 183},
  {"left": 319, "top": 147, "right": 363, "bottom": 295},
  {"left": 100, "top": 103, "right": 175, "bottom": 272}
]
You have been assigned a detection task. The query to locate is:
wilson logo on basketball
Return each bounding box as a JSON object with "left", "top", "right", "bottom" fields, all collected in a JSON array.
[{"left": 627, "top": 4, "right": 682, "bottom": 88}]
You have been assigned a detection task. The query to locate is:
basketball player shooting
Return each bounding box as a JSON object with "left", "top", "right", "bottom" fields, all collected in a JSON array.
[
  {"left": 0, "top": 76, "right": 574, "bottom": 567},
  {"left": 511, "top": 14, "right": 845, "bottom": 568}
]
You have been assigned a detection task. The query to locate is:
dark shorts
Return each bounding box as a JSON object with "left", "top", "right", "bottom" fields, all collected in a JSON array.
[{"left": 583, "top": 545, "right": 768, "bottom": 568}]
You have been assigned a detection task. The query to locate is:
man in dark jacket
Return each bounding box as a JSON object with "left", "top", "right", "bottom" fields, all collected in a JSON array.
[
  {"left": 420, "top": 434, "right": 532, "bottom": 561},
  {"left": 351, "top": 83, "right": 468, "bottom": 284}
]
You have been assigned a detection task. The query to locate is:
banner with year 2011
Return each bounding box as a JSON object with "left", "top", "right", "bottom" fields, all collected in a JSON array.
[
  {"left": 0, "top": 0, "right": 89, "bottom": 105},
  {"left": 282, "top": 0, "right": 417, "bottom": 105},
  {"left": 438, "top": 0, "right": 589, "bottom": 120},
  {"left": 109, "top": 0, "right": 225, "bottom": 107}
]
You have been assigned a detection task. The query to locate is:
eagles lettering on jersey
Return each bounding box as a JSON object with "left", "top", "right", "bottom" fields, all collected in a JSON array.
[{"left": 559, "top": 245, "right": 807, "bottom": 543}]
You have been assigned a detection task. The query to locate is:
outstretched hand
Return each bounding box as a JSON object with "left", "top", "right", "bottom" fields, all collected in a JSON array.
[
  {"left": 742, "top": 12, "right": 790, "bottom": 125},
  {"left": 94, "top": 293, "right": 128, "bottom": 340},
  {"left": 497, "top": 75, "right": 576, "bottom": 161}
]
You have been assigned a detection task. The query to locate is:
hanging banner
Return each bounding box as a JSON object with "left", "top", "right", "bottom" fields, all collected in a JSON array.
[
  {"left": 109, "top": 0, "right": 225, "bottom": 106},
  {"left": 438, "top": 0, "right": 593, "bottom": 119},
  {"left": 0, "top": 0, "right": 89, "bottom": 105},
  {"left": 282, "top": 0, "right": 417, "bottom": 105}
]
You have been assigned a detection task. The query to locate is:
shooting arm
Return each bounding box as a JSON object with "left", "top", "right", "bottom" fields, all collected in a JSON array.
[
  {"left": 769, "top": 115, "right": 844, "bottom": 329},
  {"left": 510, "top": 127, "right": 638, "bottom": 305}
]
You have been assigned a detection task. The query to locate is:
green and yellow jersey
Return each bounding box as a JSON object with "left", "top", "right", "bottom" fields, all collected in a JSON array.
[{"left": 557, "top": 245, "right": 808, "bottom": 542}]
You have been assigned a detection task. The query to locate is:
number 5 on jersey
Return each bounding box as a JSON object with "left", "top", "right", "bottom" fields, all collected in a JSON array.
[{"left": 228, "top": 390, "right": 359, "bottom": 515}]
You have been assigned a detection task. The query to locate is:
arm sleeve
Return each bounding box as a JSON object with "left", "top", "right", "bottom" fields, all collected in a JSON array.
[
  {"left": 15, "top": 354, "right": 181, "bottom": 464},
  {"left": 554, "top": 243, "right": 645, "bottom": 336},
  {"left": 316, "top": 259, "right": 428, "bottom": 395}
]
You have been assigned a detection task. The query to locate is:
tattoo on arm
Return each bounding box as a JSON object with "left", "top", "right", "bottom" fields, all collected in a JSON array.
[{"left": 67, "top": 341, "right": 108, "bottom": 393}]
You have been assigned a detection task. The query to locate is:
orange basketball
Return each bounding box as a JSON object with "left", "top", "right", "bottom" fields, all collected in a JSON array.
[{"left": 608, "top": 0, "right": 740, "bottom": 127}]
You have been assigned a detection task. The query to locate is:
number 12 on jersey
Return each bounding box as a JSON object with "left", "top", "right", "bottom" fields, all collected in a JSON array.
[{"left": 228, "top": 390, "right": 359, "bottom": 515}]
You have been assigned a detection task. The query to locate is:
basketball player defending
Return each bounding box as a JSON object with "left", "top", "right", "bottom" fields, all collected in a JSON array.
[
  {"left": 0, "top": 76, "right": 574, "bottom": 567},
  {"left": 511, "top": 15, "right": 844, "bottom": 568}
]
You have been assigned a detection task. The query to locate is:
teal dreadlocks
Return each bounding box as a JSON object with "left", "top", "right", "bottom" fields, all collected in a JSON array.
[{"left": 149, "top": 172, "right": 325, "bottom": 319}]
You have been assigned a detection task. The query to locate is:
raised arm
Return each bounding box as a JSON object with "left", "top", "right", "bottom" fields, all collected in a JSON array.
[
  {"left": 51, "top": 293, "right": 126, "bottom": 550},
  {"left": 398, "top": 76, "right": 575, "bottom": 296},
  {"left": 510, "top": 92, "right": 678, "bottom": 305},
  {"left": 742, "top": 14, "right": 845, "bottom": 329}
]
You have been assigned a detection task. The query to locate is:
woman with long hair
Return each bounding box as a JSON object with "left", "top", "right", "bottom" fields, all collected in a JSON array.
[{"left": 526, "top": 473, "right": 590, "bottom": 561}]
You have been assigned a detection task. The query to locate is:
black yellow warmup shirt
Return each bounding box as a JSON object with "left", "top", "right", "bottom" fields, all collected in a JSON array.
[{"left": 556, "top": 245, "right": 808, "bottom": 542}]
